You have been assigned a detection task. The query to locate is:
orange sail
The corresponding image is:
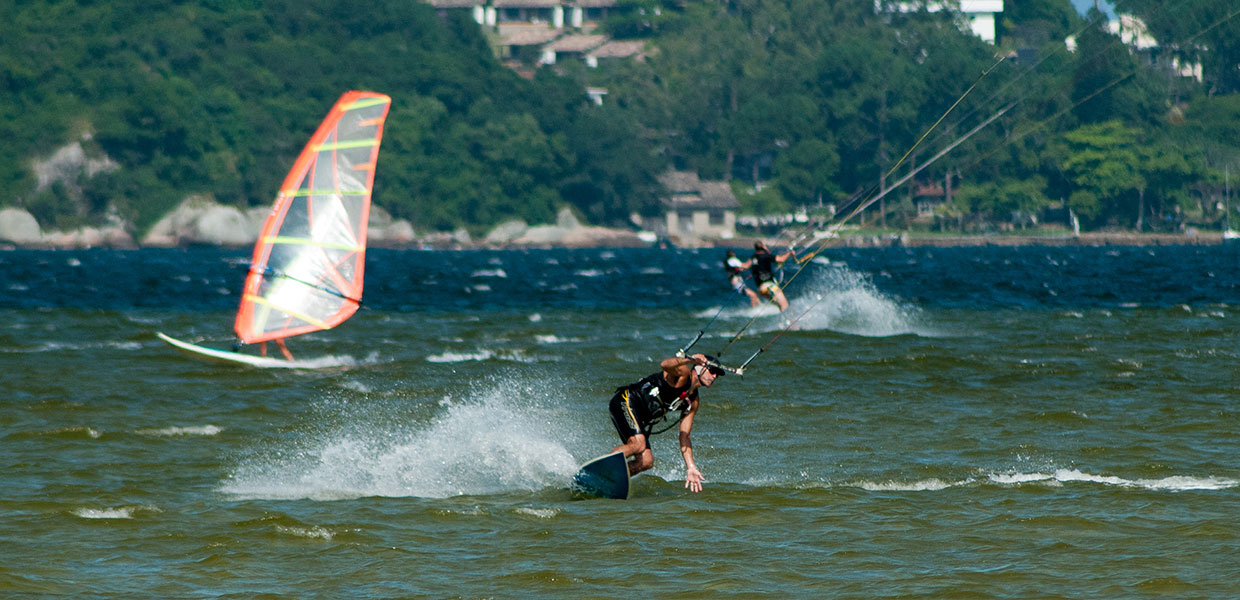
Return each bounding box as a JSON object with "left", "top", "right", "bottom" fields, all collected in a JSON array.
[{"left": 234, "top": 91, "right": 391, "bottom": 344}]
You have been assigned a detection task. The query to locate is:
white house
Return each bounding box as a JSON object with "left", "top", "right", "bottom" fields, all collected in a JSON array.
[
  {"left": 1066, "top": 13, "right": 1204, "bottom": 82},
  {"left": 876, "top": 0, "right": 1004, "bottom": 43},
  {"left": 658, "top": 171, "right": 740, "bottom": 241}
]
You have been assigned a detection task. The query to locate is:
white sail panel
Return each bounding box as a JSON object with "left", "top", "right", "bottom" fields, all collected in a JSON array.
[{"left": 235, "top": 91, "right": 391, "bottom": 344}]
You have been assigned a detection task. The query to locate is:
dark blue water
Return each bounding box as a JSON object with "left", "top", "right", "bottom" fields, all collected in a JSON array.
[
  {"left": 4, "top": 245, "right": 1238, "bottom": 311},
  {"left": 4, "top": 244, "right": 1239, "bottom": 598}
]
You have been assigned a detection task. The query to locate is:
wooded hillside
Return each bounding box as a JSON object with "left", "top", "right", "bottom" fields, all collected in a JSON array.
[{"left": 3, "top": 0, "right": 1237, "bottom": 236}]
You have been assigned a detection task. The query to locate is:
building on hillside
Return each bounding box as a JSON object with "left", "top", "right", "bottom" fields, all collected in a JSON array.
[
  {"left": 586, "top": 39, "right": 649, "bottom": 67},
  {"left": 912, "top": 181, "right": 948, "bottom": 218},
  {"left": 1102, "top": 14, "right": 1202, "bottom": 81},
  {"left": 425, "top": 0, "right": 488, "bottom": 24},
  {"left": 875, "top": 1, "right": 1004, "bottom": 43},
  {"left": 656, "top": 171, "right": 740, "bottom": 241},
  {"left": 493, "top": 27, "right": 562, "bottom": 67},
  {"left": 585, "top": 86, "right": 607, "bottom": 105},
  {"left": 1065, "top": 14, "right": 1203, "bottom": 82},
  {"left": 540, "top": 33, "right": 608, "bottom": 65},
  {"left": 424, "top": 0, "right": 637, "bottom": 69}
]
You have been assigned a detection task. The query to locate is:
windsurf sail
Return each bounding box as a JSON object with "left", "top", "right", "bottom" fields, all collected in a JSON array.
[{"left": 234, "top": 91, "right": 391, "bottom": 345}]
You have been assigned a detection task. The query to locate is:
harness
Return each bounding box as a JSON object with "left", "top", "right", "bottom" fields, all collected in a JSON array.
[{"left": 624, "top": 372, "right": 695, "bottom": 435}]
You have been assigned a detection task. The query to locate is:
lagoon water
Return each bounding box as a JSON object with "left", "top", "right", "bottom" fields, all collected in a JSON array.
[{"left": 2, "top": 244, "right": 1239, "bottom": 598}]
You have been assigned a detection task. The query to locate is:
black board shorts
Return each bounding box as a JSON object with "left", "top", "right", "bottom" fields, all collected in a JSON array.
[{"left": 608, "top": 388, "right": 650, "bottom": 450}]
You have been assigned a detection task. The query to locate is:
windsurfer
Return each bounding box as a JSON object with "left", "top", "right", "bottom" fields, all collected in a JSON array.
[
  {"left": 608, "top": 353, "right": 724, "bottom": 492},
  {"left": 741, "top": 240, "right": 795, "bottom": 311},
  {"left": 725, "top": 250, "right": 761, "bottom": 308}
]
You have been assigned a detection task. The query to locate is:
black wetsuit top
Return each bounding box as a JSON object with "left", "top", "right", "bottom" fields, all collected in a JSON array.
[
  {"left": 625, "top": 371, "right": 696, "bottom": 430},
  {"left": 751, "top": 249, "right": 777, "bottom": 285}
]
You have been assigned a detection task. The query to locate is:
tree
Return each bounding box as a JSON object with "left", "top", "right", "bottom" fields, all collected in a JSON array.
[
  {"left": 559, "top": 103, "right": 662, "bottom": 226},
  {"left": 999, "top": 0, "right": 1081, "bottom": 47},
  {"left": 1052, "top": 121, "right": 1143, "bottom": 227},
  {"left": 1133, "top": 141, "right": 1199, "bottom": 231},
  {"left": 1069, "top": 17, "right": 1146, "bottom": 124},
  {"left": 773, "top": 138, "right": 841, "bottom": 206},
  {"left": 2, "top": 0, "right": 1230, "bottom": 236},
  {"left": 951, "top": 176, "right": 1051, "bottom": 228}
]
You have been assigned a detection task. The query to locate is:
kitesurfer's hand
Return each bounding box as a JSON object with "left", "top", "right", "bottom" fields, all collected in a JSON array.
[{"left": 685, "top": 466, "right": 705, "bottom": 493}]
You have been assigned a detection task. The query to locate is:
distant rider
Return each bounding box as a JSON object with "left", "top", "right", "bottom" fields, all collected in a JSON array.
[
  {"left": 741, "top": 240, "right": 795, "bottom": 311},
  {"left": 725, "top": 250, "right": 761, "bottom": 308},
  {"left": 609, "top": 353, "right": 725, "bottom": 492}
]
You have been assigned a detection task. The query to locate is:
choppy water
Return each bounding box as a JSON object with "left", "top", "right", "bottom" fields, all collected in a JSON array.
[{"left": 3, "top": 245, "right": 1239, "bottom": 598}]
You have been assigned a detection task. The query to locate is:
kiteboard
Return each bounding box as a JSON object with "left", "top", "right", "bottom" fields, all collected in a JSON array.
[
  {"left": 156, "top": 332, "right": 304, "bottom": 369},
  {"left": 571, "top": 451, "right": 630, "bottom": 500}
]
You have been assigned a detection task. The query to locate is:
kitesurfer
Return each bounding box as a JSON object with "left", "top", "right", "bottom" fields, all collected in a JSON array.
[
  {"left": 741, "top": 240, "right": 795, "bottom": 312},
  {"left": 609, "top": 353, "right": 724, "bottom": 492},
  {"left": 725, "top": 250, "right": 761, "bottom": 308}
]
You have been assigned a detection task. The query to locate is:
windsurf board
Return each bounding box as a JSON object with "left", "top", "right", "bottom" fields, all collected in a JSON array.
[{"left": 156, "top": 332, "right": 303, "bottom": 369}]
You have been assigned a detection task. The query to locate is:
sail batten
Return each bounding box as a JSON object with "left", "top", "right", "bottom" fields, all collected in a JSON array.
[
  {"left": 284, "top": 189, "right": 371, "bottom": 197},
  {"left": 234, "top": 90, "right": 391, "bottom": 345},
  {"left": 262, "top": 236, "right": 363, "bottom": 251},
  {"left": 314, "top": 140, "right": 380, "bottom": 151}
]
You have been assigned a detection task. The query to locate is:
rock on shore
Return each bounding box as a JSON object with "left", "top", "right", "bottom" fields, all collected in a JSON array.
[
  {"left": 480, "top": 208, "right": 644, "bottom": 248},
  {"left": 0, "top": 207, "right": 136, "bottom": 248},
  {"left": 141, "top": 196, "right": 260, "bottom": 247},
  {"left": 0, "top": 208, "right": 41, "bottom": 245},
  {"left": 140, "top": 196, "right": 421, "bottom": 247}
]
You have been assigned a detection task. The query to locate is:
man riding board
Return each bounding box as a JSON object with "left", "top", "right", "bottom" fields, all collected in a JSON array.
[
  {"left": 608, "top": 353, "right": 726, "bottom": 493},
  {"left": 742, "top": 240, "right": 795, "bottom": 312}
]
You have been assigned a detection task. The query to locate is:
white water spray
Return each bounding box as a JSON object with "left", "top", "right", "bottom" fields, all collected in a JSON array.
[{"left": 221, "top": 378, "right": 585, "bottom": 500}]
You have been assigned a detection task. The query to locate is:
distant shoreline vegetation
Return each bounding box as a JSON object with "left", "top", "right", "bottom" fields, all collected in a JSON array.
[
  {"left": 3, "top": 1, "right": 1238, "bottom": 242},
  {"left": 0, "top": 209, "right": 1230, "bottom": 252}
]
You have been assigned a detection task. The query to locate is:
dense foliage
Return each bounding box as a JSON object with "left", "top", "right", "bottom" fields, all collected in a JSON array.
[{"left": 2, "top": 0, "right": 1238, "bottom": 236}]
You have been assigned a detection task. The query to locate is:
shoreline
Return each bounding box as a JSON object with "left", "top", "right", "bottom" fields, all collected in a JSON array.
[
  {"left": 825, "top": 231, "right": 1228, "bottom": 248},
  {"left": 0, "top": 231, "right": 1231, "bottom": 251}
]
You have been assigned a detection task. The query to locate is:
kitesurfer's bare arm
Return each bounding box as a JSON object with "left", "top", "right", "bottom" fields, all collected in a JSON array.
[
  {"left": 679, "top": 398, "right": 704, "bottom": 492},
  {"left": 661, "top": 354, "right": 706, "bottom": 387}
]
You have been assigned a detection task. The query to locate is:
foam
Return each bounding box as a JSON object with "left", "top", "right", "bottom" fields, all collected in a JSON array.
[
  {"left": 470, "top": 268, "right": 507, "bottom": 278},
  {"left": 709, "top": 264, "right": 937, "bottom": 337},
  {"left": 989, "top": 469, "right": 1239, "bottom": 491},
  {"left": 425, "top": 349, "right": 537, "bottom": 364},
  {"left": 855, "top": 478, "right": 957, "bottom": 491},
  {"left": 135, "top": 425, "right": 222, "bottom": 436},
  {"left": 781, "top": 267, "right": 932, "bottom": 337},
  {"left": 841, "top": 469, "right": 1238, "bottom": 493},
  {"left": 220, "top": 379, "right": 582, "bottom": 501},
  {"left": 275, "top": 525, "right": 335, "bottom": 540},
  {"left": 514, "top": 507, "right": 560, "bottom": 519},
  {"left": 73, "top": 507, "right": 137, "bottom": 519}
]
